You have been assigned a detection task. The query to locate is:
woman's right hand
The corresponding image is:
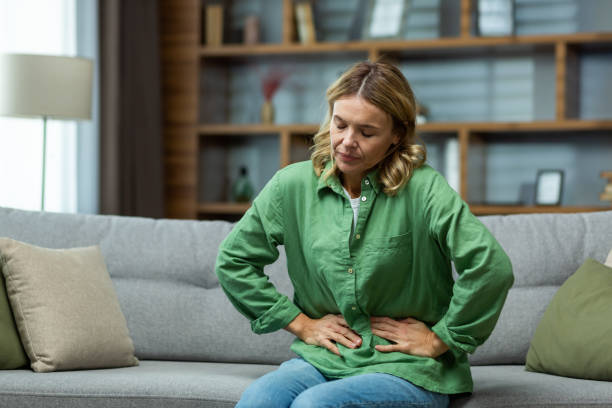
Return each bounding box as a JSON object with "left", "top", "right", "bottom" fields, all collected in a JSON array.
[{"left": 285, "top": 313, "right": 362, "bottom": 357}]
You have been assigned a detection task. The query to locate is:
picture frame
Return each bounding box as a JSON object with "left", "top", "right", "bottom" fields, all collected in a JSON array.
[
  {"left": 363, "top": 0, "right": 409, "bottom": 40},
  {"left": 477, "top": 0, "right": 514, "bottom": 37},
  {"left": 535, "top": 169, "right": 564, "bottom": 206}
]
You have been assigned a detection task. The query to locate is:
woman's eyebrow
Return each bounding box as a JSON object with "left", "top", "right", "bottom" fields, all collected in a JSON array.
[{"left": 333, "top": 114, "right": 381, "bottom": 130}]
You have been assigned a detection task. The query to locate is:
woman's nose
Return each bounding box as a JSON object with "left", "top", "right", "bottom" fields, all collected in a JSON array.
[{"left": 342, "top": 128, "right": 358, "bottom": 147}]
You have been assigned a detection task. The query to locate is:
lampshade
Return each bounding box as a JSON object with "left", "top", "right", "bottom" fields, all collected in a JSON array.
[{"left": 0, "top": 53, "right": 93, "bottom": 120}]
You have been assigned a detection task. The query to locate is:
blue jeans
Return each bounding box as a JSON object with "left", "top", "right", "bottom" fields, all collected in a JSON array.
[{"left": 236, "top": 358, "right": 450, "bottom": 408}]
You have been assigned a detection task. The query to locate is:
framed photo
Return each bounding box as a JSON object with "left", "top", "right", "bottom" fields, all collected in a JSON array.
[
  {"left": 478, "top": 0, "right": 514, "bottom": 37},
  {"left": 535, "top": 170, "right": 564, "bottom": 206},
  {"left": 364, "top": 0, "right": 409, "bottom": 40}
]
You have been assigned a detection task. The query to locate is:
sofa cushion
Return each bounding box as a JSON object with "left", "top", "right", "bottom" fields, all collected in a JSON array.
[
  {"left": 525, "top": 258, "right": 612, "bottom": 381},
  {"left": 114, "top": 276, "right": 297, "bottom": 364},
  {"left": 479, "top": 212, "right": 612, "bottom": 289},
  {"left": 0, "top": 238, "right": 138, "bottom": 372},
  {"left": 0, "top": 207, "right": 232, "bottom": 289},
  {"left": 1, "top": 362, "right": 611, "bottom": 408},
  {"left": 0, "top": 272, "right": 27, "bottom": 369},
  {"left": 468, "top": 285, "right": 556, "bottom": 366},
  {"left": 451, "top": 365, "right": 612, "bottom": 407},
  {"left": 0, "top": 360, "right": 277, "bottom": 408}
]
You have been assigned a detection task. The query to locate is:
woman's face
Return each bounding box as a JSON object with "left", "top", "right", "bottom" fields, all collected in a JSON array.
[{"left": 330, "top": 95, "right": 399, "bottom": 181}]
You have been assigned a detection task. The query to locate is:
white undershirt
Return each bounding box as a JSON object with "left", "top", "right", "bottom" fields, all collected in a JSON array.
[{"left": 343, "top": 187, "right": 361, "bottom": 231}]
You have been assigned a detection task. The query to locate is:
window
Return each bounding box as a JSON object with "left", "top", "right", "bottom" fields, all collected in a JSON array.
[{"left": 0, "top": 0, "right": 78, "bottom": 212}]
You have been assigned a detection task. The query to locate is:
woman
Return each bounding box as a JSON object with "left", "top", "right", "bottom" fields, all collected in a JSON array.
[{"left": 215, "top": 61, "right": 514, "bottom": 408}]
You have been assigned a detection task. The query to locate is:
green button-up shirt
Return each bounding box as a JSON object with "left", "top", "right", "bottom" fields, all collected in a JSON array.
[{"left": 215, "top": 160, "right": 514, "bottom": 394}]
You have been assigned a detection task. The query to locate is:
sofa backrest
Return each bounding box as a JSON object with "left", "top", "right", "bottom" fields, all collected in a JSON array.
[
  {"left": 0, "top": 206, "right": 297, "bottom": 365},
  {"left": 469, "top": 211, "right": 612, "bottom": 365},
  {"left": 2, "top": 206, "right": 611, "bottom": 366}
]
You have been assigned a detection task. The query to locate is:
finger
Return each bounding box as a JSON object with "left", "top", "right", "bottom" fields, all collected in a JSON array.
[
  {"left": 371, "top": 328, "right": 398, "bottom": 342},
  {"left": 330, "top": 331, "right": 359, "bottom": 349},
  {"left": 321, "top": 339, "right": 341, "bottom": 356},
  {"left": 371, "top": 316, "right": 399, "bottom": 327},
  {"left": 335, "top": 315, "right": 350, "bottom": 327},
  {"left": 375, "top": 344, "right": 400, "bottom": 353},
  {"left": 370, "top": 321, "right": 399, "bottom": 333},
  {"left": 342, "top": 328, "right": 362, "bottom": 346},
  {"left": 401, "top": 317, "right": 420, "bottom": 324},
  {"left": 332, "top": 317, "right": 361, "bottom": 345}
]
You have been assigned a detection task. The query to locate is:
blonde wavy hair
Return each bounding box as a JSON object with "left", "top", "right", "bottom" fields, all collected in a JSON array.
[{"left": 311, "top": 60, "right": 426, "bottom": 196}]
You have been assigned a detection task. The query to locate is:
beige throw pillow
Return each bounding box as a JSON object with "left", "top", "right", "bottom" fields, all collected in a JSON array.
[{"left": 0, "top": 238, "right": 138, "bottom": 372}]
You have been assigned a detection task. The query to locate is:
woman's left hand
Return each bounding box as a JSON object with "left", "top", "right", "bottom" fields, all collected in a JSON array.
[{"left": 370, "top": 316, "right": 450, "bottom": 358}]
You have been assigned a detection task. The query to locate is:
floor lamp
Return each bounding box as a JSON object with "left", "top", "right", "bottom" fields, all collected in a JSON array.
[{"left": 0, "top": 54, "right": 93, "bottom": 211}]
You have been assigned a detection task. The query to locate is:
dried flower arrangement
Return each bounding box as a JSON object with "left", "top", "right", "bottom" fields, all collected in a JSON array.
[{"left": 261, "top": 68, "right": 290, "bottom": 101}]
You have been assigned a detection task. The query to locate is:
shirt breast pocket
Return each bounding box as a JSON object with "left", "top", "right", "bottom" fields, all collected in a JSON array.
[{"left": 364, "top": 231, "right": 412, "bottom": 253}]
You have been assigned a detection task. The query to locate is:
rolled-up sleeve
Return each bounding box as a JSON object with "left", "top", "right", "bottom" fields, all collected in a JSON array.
[
  {"left": 215, "top": 173, "right": 302, "bottom": 334},
  {"left": 425, "top": 174, "right": 514, "bottom": 356}
]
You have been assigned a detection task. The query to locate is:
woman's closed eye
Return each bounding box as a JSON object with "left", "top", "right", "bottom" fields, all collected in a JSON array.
[{"left": 335, "top": 123, "right": 373, "bottom": 138}]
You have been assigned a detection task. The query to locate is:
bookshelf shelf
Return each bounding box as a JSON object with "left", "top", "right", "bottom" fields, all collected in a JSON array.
[
  {"left": 198, "top": 204, "right": 612, "bottom": 217},
  {"left": 470, "top": 205, "right": 611, "bottom": 216},
  {"left": 420, "top": 120, "right": 612, "bottom": 133},
  {"left": 198, "top": 202, "right": 251, "bottom": 215},
  {"left": 197, "top": 123, "right": 318, "bottom": 135},
  {"left": 197, "top": 120, "right": 612, "bottom": 136},
  {"left": 199, "top": 32, "right": 612, "bottom": 58}
]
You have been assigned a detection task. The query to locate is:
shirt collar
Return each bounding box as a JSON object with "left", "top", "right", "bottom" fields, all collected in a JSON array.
[{"left": 316, "top": 160, "right": 383, "bottom": 195}]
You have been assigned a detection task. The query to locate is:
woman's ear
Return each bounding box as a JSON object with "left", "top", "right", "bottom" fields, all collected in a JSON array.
[{"left": 392, "top": 132, "right": 400, "bottom": 146}]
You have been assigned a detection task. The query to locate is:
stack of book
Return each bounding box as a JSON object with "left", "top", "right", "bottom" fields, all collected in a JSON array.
[{"left": 601, "top": 171, "right": 612, "bottom": 204}]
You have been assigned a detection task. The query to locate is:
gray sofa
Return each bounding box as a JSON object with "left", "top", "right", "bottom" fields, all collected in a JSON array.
[{"left": 1, "top": 205, "right": 612, "bottom": 407}]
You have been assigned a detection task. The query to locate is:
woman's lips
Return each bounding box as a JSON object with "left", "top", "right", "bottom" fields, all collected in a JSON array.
[{"left": 337, "top": 152, "right": 359, "bottom": 162}]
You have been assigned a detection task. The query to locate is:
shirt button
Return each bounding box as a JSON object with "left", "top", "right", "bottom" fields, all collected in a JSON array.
[
  {"left": 348, "top": 268, "right": 353, "bottom": 274},
  {"left": 351, "top": 306, "right": 357, "bottom": 311},
  {"left": 365, "top": 180, "right": 370, "bottom": 185},
  {"left": 355, "top": 234, "right": 361, "bottom": 240},
  {"left": 361, "top": 196, "right": 367, "bottom": 202}
]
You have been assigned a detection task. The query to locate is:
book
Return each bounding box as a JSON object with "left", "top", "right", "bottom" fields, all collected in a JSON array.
[
  {"left": 367, "top": 0, "right": 405, "bottom": 39},
  {"left": 600, "top": 192, "right": 612, "bottom": 201},
  {"left": 295, "top": 2, "right": 316, "bottom": 44},
  {"left": 206, "top": 4, "right": 223, "bottom": 46}
]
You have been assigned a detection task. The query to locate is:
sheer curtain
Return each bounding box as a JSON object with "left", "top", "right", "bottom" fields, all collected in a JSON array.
[{"left": 0, "top": 0, "right": 78, "bottom": 212}]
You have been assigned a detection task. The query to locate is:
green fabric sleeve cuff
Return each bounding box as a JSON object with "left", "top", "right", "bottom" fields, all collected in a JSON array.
[
  {"left": 250, "top": 295, "right": 302, "bottom": 335},
  {"left": 432, "top": 317, "right": 476, "bottom": 356}
]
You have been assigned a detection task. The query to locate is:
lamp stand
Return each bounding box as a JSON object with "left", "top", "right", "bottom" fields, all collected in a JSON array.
[{"left": 41, "top": 116, "right": 47, "bottom": 211}]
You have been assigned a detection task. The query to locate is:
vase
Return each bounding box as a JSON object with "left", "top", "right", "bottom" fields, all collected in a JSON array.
[
  {"left": 232, "top": 166, "right": 254, "bottom": 202},
  {"left": 261, "top": 100, "right": 274, "bottom": 124}
]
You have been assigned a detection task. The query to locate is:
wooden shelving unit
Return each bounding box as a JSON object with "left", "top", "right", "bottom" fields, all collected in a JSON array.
[{"left": 161, "top": 0, "right": 612, "bottom": 220}]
